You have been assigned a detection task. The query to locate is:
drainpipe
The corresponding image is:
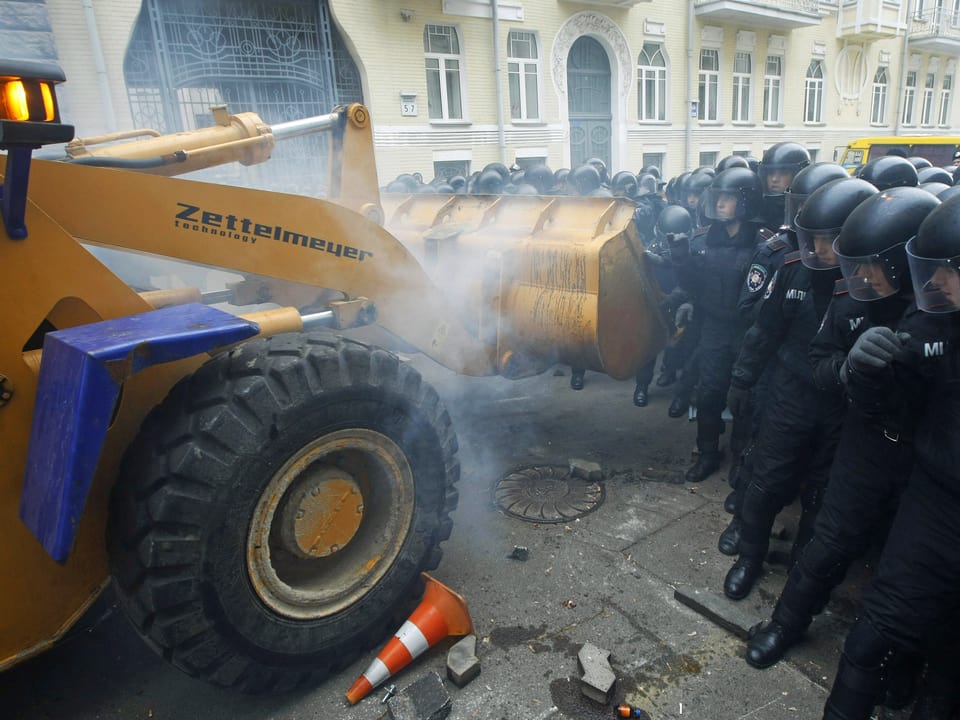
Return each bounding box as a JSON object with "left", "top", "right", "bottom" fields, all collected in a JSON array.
[
  {"left": 83, "top": 0, "right": 117, "bottom": 132},
  {"left": 895, "top": 0, "right": 914, "bottom": 135},
  {"left": 491, "top": 1, "right": 507, "bottom": 165},
  {"left": 686, "top": 0, "right": 694, "bottom": 171}
]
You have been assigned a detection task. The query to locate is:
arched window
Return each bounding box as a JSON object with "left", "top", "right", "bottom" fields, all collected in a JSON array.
[
  {"left": 803, "top": 60, "right": 824, "bottom": 123},
  {"left": 637, "top": 42, "right": 666, "bottom": 122},
  {"left": 508, "top": 30, "right": 540, "bottom": 121},
  {"left": 870, "top": 67, "right": 888, "bottom": 125},
  {"left": 424, "top": 24, "right": 464, "bottom": 120}
]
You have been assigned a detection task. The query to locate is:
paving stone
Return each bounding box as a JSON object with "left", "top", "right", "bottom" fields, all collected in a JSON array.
[
  {"left": 446, "top": 634, "right": 480, "bottom": 688},
  {"left": 673, "top": 587, "right": 767, "bottom": 641},
  {"left": 577, "top": 642, "right": 616, "bottom": 704},
  {"left": 387, "top": 671, "right": 451, "bottom": 720},
  {"left": 569, "top": 458, "right": 603, "bottom": 482}
]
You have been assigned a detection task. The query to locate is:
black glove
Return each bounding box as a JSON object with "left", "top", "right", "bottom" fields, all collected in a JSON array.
[
  {"left": 667, "top": 232, "right": 690, "bottom": 262},
  {"left": 643, "top": 249, "right": 665, "bottom": 267},
  {"left": 846, "top": 327, "right": 911, "bottom": 374},
  {"left": 726, "top": 383, "right": 751, "bottom": 419},
  {"left": 675, "top": 303, "right": 694, "bottom": 327}
]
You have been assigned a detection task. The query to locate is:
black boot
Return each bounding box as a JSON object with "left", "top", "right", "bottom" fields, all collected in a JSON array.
[
  {"left": 745, "top": 615, "right": 806, "bottom": 669},
  {"left": 718, "top": 517, "right": 741, "bottom": 556},
  {"left": 668, "top": 394, "right": 688, "bottom": 418},
  {"left": 724, "top": 556, "right": 763, "bottom": 600},
  {"left": 633, "top": 384, "right": 649, "bottom": 407},
  {"left": 685, "top": 451, "right": 721, "bottom": 482},
  {"left": 570, "top": 368, "right": 585, "bottom": 390},
  {"left": 724, "top": 490, "right": 737, "bottom": 514}
]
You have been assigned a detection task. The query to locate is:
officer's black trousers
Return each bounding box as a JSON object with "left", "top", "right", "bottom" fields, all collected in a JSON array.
[{"left": 738, "top": 364, "right": 844, "bottom": 564}]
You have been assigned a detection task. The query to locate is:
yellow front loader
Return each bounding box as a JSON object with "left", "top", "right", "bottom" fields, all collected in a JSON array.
[{"left": 0, "top": 59, "right": 665, "bottom": 692}]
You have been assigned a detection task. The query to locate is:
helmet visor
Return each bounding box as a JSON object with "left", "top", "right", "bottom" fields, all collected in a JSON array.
[
  {"left": 702, "top": 188, "right": 741, "bottom": 221},
  {"left": 784, "top": 192, "right": 807, "bottom": 230},
  {"left": 906, "top": 237, "right": 960, "bottom": 313},
  {"left": 834, "top": 242, "right": 904, "bottom": 300},
  {"left": 795, "top": 225, "right": 841, "bottom": 269}
]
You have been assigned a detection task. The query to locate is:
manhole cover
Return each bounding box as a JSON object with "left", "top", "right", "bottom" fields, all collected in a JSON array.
[{"left": 494, "top": 465, "right": 605, "bottom": 523}]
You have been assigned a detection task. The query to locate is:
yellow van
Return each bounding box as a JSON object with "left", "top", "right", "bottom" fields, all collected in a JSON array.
[{"left": 838, "top": 136, "right": 960, "bottom": 172}]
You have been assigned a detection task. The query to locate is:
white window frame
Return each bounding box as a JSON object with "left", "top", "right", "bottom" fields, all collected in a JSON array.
[
  {"left": 698, "top": 48, "right": 720, "bottom": 122},
  {"left": 638, "top": 42, "right": 667, "bottom": 122},
  {"left": 763, "top": 55, "right": 783, "bottom": 124},
  {"left": 871, "top": 67, "right": 889, "bottom": 125},
  {"left": 804, "top": 60, "right": 824, "bottom": 124},
  {"left": 938, "top": 74, "right": 953, "bottom": 126},
  {"left": 732, "top": 51, "right": 752, "bottom": 123},
  {"left": 507, "top": 30, "right": 541, "bottom": 122},
  {"left": 903, "top": 70, "right": 918, "bottom": 126},
  {"left": 424, "top": 24, "right": 465, "bottom": 121},
  {"left": 921, "top": 72, "right": 937, "bottom": 126}
]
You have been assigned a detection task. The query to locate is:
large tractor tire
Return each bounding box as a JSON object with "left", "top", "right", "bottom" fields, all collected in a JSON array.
[{"left": 107, "top": 333, "right": 460, "bottom": 692}]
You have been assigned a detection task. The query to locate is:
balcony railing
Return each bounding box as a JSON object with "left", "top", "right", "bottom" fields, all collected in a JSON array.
[
  {"left": 908, "top": 7, "right": 960, "bottom": 53},
  {"left": 694, "top": 0, "right": 820, "bottom": 30}
]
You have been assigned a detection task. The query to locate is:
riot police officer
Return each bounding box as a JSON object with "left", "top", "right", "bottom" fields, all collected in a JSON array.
[
  {"left": 744, "top": 187, "right": 940, "bottom": 670},
  {"left": 671, "top": 167, "right": 764, "bottom": 482},
  {"left": 719, "top": 163, "right": 852, "bottom": 552},
  {"left": 722, "top": 178, "right": 878, "bottom": 600},
  {"left": 758, "top": 142, "right": 811, "bottom": 231},
  {"left": 822, "top": 195, "right": 960, "bottom": 720}
]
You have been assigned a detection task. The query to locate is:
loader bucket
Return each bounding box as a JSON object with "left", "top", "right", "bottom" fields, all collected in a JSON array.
[{"left": 382, "top": 193, "right": 668, "bottom": 380}]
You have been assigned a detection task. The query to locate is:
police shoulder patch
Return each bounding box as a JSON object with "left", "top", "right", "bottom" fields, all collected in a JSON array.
[
  {"left": 834, "top": 278, "right": 849, "bottom": 296},
  {"left": 746, "top": 263, "right": 768, "bottom": 293},
  {"left": 783, "top": 250, "right": 802, "bottom": 265}
]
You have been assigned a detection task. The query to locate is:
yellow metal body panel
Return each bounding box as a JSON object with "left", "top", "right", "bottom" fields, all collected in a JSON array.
[{"left": 0, "top": 185, "right": 207, "bottom": 670}]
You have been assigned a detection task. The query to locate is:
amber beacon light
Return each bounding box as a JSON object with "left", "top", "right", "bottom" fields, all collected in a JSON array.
[{"left": 0, "top": 59, "right": 74, "bottom": 239}]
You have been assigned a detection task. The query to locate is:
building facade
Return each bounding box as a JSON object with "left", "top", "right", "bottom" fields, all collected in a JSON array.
[{"left": 4, "top": 0, "right": 960, "bottom": 185}]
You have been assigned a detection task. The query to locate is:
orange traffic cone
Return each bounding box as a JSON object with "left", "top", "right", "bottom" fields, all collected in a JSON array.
[{"left": 345, "top": 572, "right": 473, "bottom": 704}]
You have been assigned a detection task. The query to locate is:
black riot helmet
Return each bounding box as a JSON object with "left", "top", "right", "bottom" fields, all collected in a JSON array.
[
  {"left": 906, "top": 195, "right": 960, "bottom": 312},
  {"left": 918, "top": 166, "right": 954, "bottom": 185},
  {"left": 637, "top": 173, "right": 658, "bottom": 196},
  {"left": 553, "top": 168, "right": 571, "bottom": 193},
  {"left": 702, "top": 167, "right": 764, "bottom": 223},
  {"left": 525, "top": 164, "right": 554, "bottom": 195},
  {"left": 858, "top": 155, "right": 918, "bottom": 190},
  {"left": 907, "top": 156, "right": 933, "bottom": 170},
  {"left": 448, "top": 175, "right": 467, "bottom": 192},
  {"left": 920, "top": 182, "right": 951, "bottom": 197},
  {"left": 611, "top": 170, "right": 639, "bottom": 198},
  {"left": 670, "top": 172, "right": 691, "bottom": 204},
  {"left": 475, "top": 168, "right": 505, "bottom": 194},
  {"left": 683, "top": 170, "right": 714, "bottom": 210},
  {"left": 655, "top": 204, "right": 694, "bottom": 243},
  {"left": 834, "top": 186, "right": 939, "bottom": 301},
  {"left": 482, "top": 162, "right": 510, "bottom": 180},
  {"left": 795, "top": 178, "right": 877, "bottom": 270},
  {"left": 784, "top": 162, "right": 850, "bottom": 230},
  {"left": 759, "top": 142, "right": 811, "bottom": 197},
  {"left": 571, "top": 164, "right": 602, "bottom": 196},
  {"left": 584, "top": 157, "right": 608, "bottom": 184},
  {"left": 716, "top": 155, "right": 750, "bottom": 172}
]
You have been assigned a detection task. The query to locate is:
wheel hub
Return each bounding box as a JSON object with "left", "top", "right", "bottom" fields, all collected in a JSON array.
[{"left": 278, "top": 468, "right": 364, "bottom": 559}]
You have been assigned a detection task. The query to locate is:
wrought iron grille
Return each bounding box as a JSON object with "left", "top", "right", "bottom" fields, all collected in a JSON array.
[{"left": 123, "top": 0, "right": 362, "bottom": 195}]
